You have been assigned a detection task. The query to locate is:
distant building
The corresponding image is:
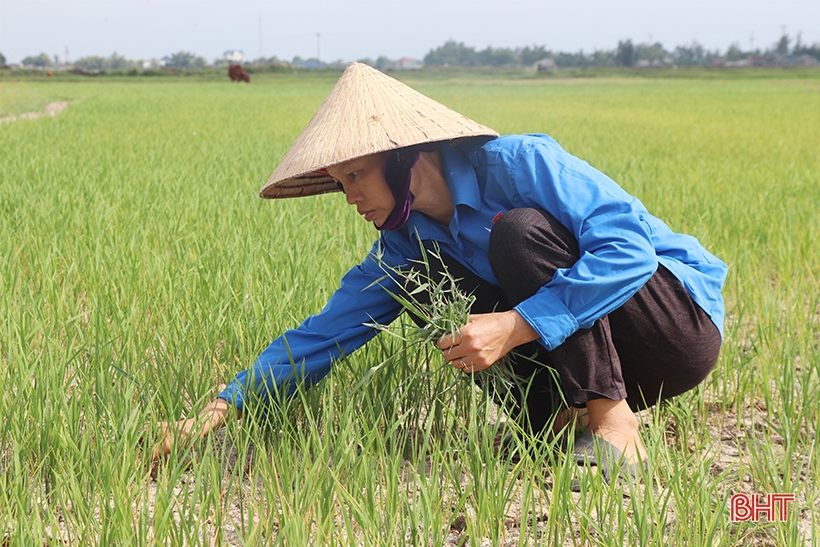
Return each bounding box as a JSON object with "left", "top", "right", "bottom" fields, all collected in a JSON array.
[
  {"left": 223, "top": 50, "right": 245, "bottom": 64},
  {"left": 389, "top": 57, "right": 422, "bottom": 70},
  {"left": 799, "top": 54, "right": 819, "bottom": 66},
  {"left": 746, "top": 56, "right": 769, "bottom": 67},
  {"left": 297, "top": 59, "right": 325, "bottom": 69},
  {"left": 535, "top": 58, "right": 557, "bottom": 72},
  {"left": 141, "top": 58, "right": 166, "bottom": 69}
]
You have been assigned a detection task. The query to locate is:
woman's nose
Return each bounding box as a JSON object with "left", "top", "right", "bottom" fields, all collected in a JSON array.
[{"left": 344, "top": 187, "right": 361, "bottom": 205}]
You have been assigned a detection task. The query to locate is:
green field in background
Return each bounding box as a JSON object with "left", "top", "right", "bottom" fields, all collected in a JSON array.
[{"left": 1, "top": 72, "right": 818, "bottom": 545}]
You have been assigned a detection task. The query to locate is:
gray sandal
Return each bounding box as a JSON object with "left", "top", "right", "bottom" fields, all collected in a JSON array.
[{"left": 571, "top": 432, "right": 647, "bottom": 491}]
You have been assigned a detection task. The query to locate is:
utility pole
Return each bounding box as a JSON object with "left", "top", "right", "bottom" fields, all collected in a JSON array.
[
  {"left": 749, "top": 31, "right": 754, "bottom": 53},
  {"left": 65, "top": 46, "right": 69, "bottom": 65},
  {"left": 259, "top": 16, "right": 262, "bottom": 60},
  {"left": 316, "top": 33, "right": 321, "bottom": 61},
  {"left": 780, "top": 24, "right": 788, "bottom": 57}
]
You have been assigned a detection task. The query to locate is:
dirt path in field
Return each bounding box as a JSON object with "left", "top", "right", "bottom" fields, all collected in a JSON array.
[{"left": 0, "top": 101, "right": 68, "bottom": 124}]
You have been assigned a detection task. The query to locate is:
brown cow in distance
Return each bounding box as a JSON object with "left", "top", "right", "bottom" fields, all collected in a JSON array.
[{"left": 228, "top": 64, "right": 250, "bottom": 83}]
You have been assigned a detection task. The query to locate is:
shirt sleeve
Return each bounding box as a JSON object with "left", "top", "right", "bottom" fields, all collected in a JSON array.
[
  {"left": 498, "top": 136, "right": 659, "bottom": 351},
  {"left": 218, "top": 235, "right": 410, "bottom": 411}
]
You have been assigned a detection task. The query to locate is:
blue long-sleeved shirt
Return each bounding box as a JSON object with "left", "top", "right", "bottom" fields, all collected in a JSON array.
[{"left": 220, "top": 134, "right": 728, "bottom": 410}]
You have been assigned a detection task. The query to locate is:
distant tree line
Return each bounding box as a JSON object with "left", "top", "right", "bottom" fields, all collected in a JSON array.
[
  {"left": 74, "top": 52, "right": 137, "bottom": 71},
  {"left": 422, "top": 36, "right": 820, "bottom": 68},
  {"left": 20, "top": 52, "right": 54, "bottom": 68},
  {"left": 11, "top": 50, "right": 208, "bottom": 71},
  {"left": 351, "top": 56, "right": 395, "bottom": 71},
  {"left": 8, "top": 34, "right": 820, "bottom": 71},
  {"left": 164, "top": 51, "right": 207, "bottom": 69}
]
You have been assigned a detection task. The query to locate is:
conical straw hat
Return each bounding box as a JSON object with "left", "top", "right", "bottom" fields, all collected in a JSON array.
[{"left": 259, "top": 62, "right": 498, "bottom": 199}]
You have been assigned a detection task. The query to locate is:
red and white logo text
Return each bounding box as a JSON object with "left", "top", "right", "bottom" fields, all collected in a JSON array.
[{"left": 730, "top": 493, "right": 795, "bottom": 522}]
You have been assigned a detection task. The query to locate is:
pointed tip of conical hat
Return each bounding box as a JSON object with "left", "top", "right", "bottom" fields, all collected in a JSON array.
[{"left": 259, "top": 62, "right": 498, "bottom": 199}]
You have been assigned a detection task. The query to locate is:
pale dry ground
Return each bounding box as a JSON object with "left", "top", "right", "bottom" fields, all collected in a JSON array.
[
  {"left": 31, "top": 401, "right": 807, "bottom": 547},
  {"left": 0, "top": 101, "right": 68, "bottom": 124}
]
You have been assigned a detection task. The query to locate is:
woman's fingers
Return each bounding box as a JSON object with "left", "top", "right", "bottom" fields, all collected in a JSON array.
[
  {"left": 436, "top": 332, "right": 476, "bottom": 370},
  {"left": 440, "top": 337, "right": 494, "bottom": 373},
  {"left": 158, "top": 419, "right": 193, "bottom": 458},
  {"left": 451, "top": 356, "right": 494, "bottom": 374},
  {"left": 144, "top": 399, "right": 232, "bottom": 463},
  {"left": 436, "top": 312, "right": 529, "bottom": 371},
  {"left": 436, "top": 330, "right": 463, "bottom": 351}
]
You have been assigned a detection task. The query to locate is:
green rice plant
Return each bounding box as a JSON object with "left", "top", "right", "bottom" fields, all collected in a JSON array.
[{"left": 1, "top": 71, "right": 818, "bottom": 546}]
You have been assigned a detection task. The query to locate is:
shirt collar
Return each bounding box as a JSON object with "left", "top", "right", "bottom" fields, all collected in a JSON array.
[
  {"left": 440, "top": 144, "right": 481, "bottom": 211},
  {"left": 404, "top": 144, "right": 481, "bottom": 243}
]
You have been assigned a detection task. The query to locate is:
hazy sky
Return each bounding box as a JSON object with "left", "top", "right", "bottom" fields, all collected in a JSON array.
[{"left": 1, "top": 0, "right": 819, "bottom": 64}]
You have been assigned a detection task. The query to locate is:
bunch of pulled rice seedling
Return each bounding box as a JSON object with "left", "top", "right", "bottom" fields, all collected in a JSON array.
[{"left": 365, "top": 241, "right": 552, "bottom": 408}]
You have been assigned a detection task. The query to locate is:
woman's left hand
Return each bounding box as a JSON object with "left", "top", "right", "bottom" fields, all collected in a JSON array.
[
  {"left": 148, "top": 398, "right": 235, "bottom": 461},
  {"left": 436, "top": 310, "right": 539, "bottom": 373}
]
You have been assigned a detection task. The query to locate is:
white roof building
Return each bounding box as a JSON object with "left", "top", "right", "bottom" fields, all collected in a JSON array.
[
  {"left": 141, "top": 58, "right": 166, "bottom": 69},
  {"left": 223, "top": 50, "right": 245, "bottom": 63}
]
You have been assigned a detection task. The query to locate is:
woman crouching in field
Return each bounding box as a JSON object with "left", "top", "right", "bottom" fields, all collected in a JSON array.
[{"left": 154, "top": 63, "right": 727, "bottom": 484}]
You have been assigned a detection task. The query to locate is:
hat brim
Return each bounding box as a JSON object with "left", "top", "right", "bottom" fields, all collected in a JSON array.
[{"left": 259, "top": 63, "right": 498, "bottom": 199}]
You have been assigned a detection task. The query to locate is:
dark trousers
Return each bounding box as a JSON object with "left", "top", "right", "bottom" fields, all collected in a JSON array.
[{"left": 413, "top": 208, "right": 721, "bottom": 434}]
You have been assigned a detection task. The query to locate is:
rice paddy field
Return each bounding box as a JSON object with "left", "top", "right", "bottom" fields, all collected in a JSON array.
[{"left": 1, "top": 69, "right": 819, "bottom": 546}]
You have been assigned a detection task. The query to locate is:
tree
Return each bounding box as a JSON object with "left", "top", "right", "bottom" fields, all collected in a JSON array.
[
  {"left": 635, "top": 42, "right": 668, "bottom": 63},
  {"left": 249, "top": 56, "right": 281, "bottom": 66},
  {"left": 165, "top": 51, "right": 206, "bottom": 69},
  {"left": 726, "top": 42, "right": 746, "bottom": 61},
  {"left": 104, "top": 52, "right": 135, "bottom": 70},
  {"left": 793, "top": 40, "right": 820, "bottom": 61},
  {"left": 477, "top": 46, "right": 518, "bottom": 67},
  {"left": 423, "top": 40, "right": 478, "bottom": 66},
  {"left": 375, "top": 56, "right": 393, "bottom": 71},
  {"left": 776, "top": 34, "right": 790, "bottom": 56},
  {"left": 673, "top": 42, "right": 706, "bottom": 65},
  {"left": 74, "top": 56, "right": 104, "bottom": 70},
  {"left": 0, "top": 52, "right": 6, "bottom": 65},
  {"left": 22, "top": 53, "right": 52, "bottom": 68},
  {"left": 519, "top": 45, "right": 551, "bottom": 66},
  {"left": 615, "top": 40, "right": 635, "bottom": 67},
  {"left": 590, "top": 49, "right": 615, "bottom": 67},
  {"left": 74, "top": 52, "right": 136, "bottom": 71},
  {"left": 554, "top": 51, "right": 590, "bottom": 68}
]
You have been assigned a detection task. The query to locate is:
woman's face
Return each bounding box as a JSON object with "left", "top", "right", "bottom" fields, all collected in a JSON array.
[{"left": 326, "top": 152, "right": 395, "bottom": 228}]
